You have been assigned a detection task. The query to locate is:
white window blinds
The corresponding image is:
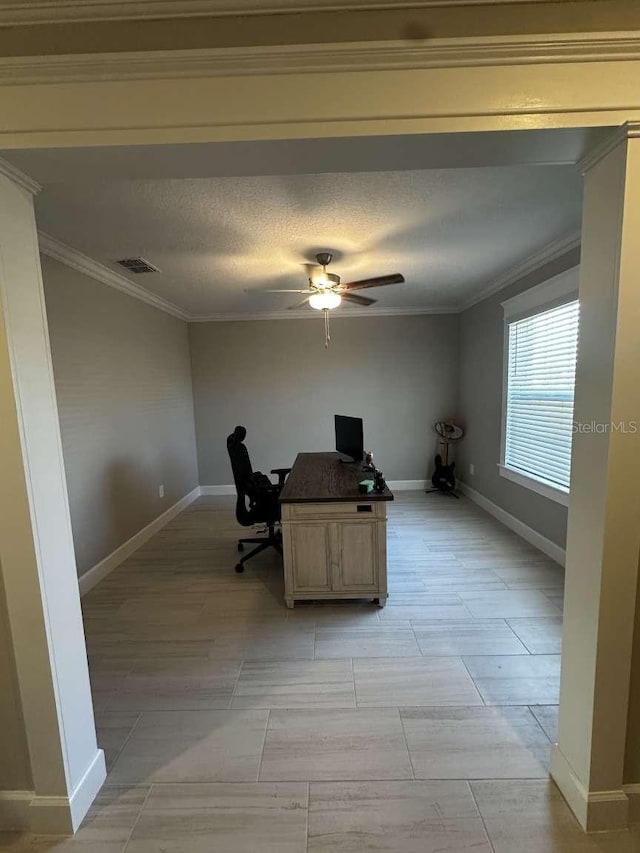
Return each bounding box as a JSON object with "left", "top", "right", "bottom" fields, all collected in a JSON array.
[{"left": 505, "top": 299, "right": 579, "bottom": 492}]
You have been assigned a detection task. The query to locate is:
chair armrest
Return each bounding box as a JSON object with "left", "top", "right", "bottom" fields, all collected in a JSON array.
[{"left": 271, "top": 467, "right": 292, "bottom": 488}]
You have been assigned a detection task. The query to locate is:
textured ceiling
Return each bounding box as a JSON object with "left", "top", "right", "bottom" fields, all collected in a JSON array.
[
  {"left": 3, "top": 131, "right": 586, "bottom": 318},
  {"left": 29, "top": 166, "right": 581, "bottom": 316}
]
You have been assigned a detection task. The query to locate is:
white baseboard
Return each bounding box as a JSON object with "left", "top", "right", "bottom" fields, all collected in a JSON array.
[
  {"left": 0, "top": 790, "right": 32, "bottom": 830},
  {"left": 77, "top": 479, "right": 428, "bottom": 596},
  {"left": 0, "top": 750, "right": 106, "bottom": 834},
  {"left": 200, "top": 481, "right": 428, "bottom": 495},
  {"left": 200, "top": 485, "right": 236, "bottom": 496},
  {"left": 624, "top": 784, "right": 640, "bottom": 824},
  {"left": 78, "top": 487, "right": 201, "bottom": 596},
  {"left": 387, "top": 479, "right": 428, "bottom": 490},
  {"left": 457, "top": 481, "right": 566, "bottom": 567},
  {"left": 67, "top": 748, "right": 106, "bottom": 833},
  {"left": 551, "top": 744, "right": 629, "bottom": 832}
]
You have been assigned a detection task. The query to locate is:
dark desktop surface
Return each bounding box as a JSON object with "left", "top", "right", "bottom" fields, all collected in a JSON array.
[{"left": 279, "top": 452, "right": 394, "bottom": 503}]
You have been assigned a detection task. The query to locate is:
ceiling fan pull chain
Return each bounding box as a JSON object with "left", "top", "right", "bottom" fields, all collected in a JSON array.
[{"left": 324, "top": 308, "right": 331, "bottom": 348}]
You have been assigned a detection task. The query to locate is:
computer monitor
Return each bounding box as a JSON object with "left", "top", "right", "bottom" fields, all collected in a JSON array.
[{"left": 335, "top": 414, "right": 364, "bottom": 463}]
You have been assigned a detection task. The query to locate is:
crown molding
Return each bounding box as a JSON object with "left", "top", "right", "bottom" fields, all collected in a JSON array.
[
  {"left": 458, "top": 230, "right": 581, "bottom": 312},
  {"left": 38, "top": 232, "right": 190, "bottom": 320},
  {"left": 0, "top": 0, "right": 569, "bottom": 26},
  {"left": 0, "top": 155, "right": 41, "bottom": 194},
  {"left": 577, "top": 125, "right": 627, "bottom": 175},
  {"left": 37, "top": 230, "right": 580, "bottom": 324},
  {"left": 578, "top": 120, "right": 640, "bottom": 174},
  {"left": 2, "top": 32, "right": 640, "bottom": 84},
  {"left": 190, "top": 305, "right": 457, "bottom": 322},
  {"left": 38, "top": 232, "right": 456, "bottom": 322}
]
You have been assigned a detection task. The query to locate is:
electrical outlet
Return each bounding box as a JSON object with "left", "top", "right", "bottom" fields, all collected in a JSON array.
[
  {"left": 159, "top": 484, "right": 165, "bottom": 498},
  {"left": 469, "top": 464, "right": 475, "bottom": 476}
]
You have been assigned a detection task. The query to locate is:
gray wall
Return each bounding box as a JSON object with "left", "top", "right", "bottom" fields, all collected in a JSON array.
[
  {"left": 457, "top": 247, "right": 581, "bottom": 550},
  {"left": 0, "top": 566, "right": 32, "bottom": 791},
  {"left": 189, "top": 314, "right": 460, "bottom": 484},
  {"left": 43, "top": 256, "right": 199, "bottom": 577},
  {"left": 42, "top": 245, "right": 577, "bottom": 574}
]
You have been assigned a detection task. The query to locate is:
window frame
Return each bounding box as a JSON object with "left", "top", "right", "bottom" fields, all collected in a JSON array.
[{"left": 499, "top": 266, "right": 580, "bottom": 508}]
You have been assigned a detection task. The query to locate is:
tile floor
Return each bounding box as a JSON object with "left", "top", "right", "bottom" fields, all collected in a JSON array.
[{"left": 4, "top": 492, "right": 640, "bottom": 852}]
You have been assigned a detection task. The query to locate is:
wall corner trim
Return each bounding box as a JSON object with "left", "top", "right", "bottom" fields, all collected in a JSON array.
[
  {"left": 0, "top": 155, "right": 41, "bottom": 195},
  {"left": 28, "top": 749, "right": 106, "bottom": 835},
  {"left": 38, "top": 231, "right": 190, "bottom": 322},
  {"left": 578, "top": 121, "right": 640, "bottom": 175},
  {"left": 66, "top": 748, "right": 107, "bottom": 833},
  {"left": 78, "top": 486, "right": 201, "bottom": 595},
  {"left": 551, "top": 744, "right": 630, "bottom": 832},
  {"left": 0, "top": 749, "right": 106, "bottom": 833},
  {"left": 458, "top": 230, "right": 581, "bottom": 313},
  {"left": 457, "top": 481, "right": 566, "bottom": 566}
]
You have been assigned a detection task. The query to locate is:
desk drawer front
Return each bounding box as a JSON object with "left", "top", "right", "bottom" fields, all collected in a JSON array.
[{"left": 283, "top": 502, "right": 386, "bottom": 521}]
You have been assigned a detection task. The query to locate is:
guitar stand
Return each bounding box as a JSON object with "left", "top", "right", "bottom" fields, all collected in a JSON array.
[{"left": 425, "top": 487, "right": 460, "bottom": 499}]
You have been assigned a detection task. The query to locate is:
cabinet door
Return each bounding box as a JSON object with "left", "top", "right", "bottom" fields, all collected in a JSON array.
[
  {"left": 290, "top": 523, "right": 332, "bottom": 592},
  {"left": 333, "top": 521, "right": 378, "bottom": 591}
]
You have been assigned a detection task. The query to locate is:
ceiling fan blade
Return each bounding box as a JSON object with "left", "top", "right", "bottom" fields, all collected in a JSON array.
[
  {"left": 341, "top": 292, "right": 377, "bottom": 307},
  {"left": 342, "top": 274, "right": 405, "bottom": 291},
  {"left": 287, "top": 297, "right": 310, "bottom": 310}
]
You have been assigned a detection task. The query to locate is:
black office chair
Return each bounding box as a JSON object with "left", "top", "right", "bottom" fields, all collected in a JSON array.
[{"left": 226, "top": 425, "right": 291, "bottom": 573}]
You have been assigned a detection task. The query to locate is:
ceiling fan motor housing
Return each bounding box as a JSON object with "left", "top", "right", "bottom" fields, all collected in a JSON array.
[
  {"left": 310, "top": 271, "right": 341, "bottom": 288},
  {"left": 315, "top": 252, "right": 333, "bottom": 267}
]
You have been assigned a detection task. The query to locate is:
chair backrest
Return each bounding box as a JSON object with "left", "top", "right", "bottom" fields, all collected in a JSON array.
[{"left": 227, "top": 426, "right": 255, "bottom": 525}]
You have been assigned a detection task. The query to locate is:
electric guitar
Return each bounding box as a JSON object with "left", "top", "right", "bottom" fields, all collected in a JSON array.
[
  {"left": 431, "top": 453, "right": 456, "bottom": 491},
  {"left": 428, "top": 421, "right": 464, "bottom": 495}
]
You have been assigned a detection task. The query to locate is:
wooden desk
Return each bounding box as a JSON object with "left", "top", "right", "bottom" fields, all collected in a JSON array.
[{"left": 279, "top": 452, "right": 393, "bottom": 609}]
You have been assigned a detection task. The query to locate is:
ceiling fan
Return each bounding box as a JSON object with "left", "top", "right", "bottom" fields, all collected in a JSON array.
[{"left": 262, "top": 252, "right": 405, "bottom": 347}]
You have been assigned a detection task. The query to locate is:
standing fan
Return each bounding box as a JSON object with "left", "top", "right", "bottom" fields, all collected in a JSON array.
[{"left": 426, "top": 420, "right": 465, "bottom": 498}]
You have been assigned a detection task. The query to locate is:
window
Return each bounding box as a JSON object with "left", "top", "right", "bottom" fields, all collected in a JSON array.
[{"left": 500, "top": 268, "right": 579, "bottom": 506}]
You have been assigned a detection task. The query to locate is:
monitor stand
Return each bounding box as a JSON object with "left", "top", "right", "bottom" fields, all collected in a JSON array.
[{"left": 337, "top": 454, "right": 372, "bottom": 473}]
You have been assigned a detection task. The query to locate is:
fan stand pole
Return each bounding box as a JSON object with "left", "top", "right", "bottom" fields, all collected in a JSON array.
[{"left": 425, "top": 487, "right": 460, "bottom": 499}]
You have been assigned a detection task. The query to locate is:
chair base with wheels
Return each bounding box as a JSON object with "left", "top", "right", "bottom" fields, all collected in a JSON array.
[{"left": 235, "top": 526, "right": 283, "bottom": 573}]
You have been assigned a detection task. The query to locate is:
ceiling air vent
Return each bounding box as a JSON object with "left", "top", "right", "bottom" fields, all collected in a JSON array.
[{"left": 115, "top": 257, "right": 160, "bottom": 274}]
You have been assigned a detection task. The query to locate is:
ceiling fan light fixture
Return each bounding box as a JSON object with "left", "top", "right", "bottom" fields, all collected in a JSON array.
[
  {"left": 310, "top": 271, "right": 341, "bottom": 288},
  {"left": 309, "top": 290, "right": 342, "bottom": 310}
]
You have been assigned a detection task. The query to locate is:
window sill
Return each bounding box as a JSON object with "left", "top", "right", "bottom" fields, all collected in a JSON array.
[{"left": 498, "top": 464, "right": 570, "bottom": 507}]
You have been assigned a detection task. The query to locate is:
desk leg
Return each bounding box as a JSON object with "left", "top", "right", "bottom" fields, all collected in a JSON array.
[
  {"left": 285, "top": 598, "right": 295, "bottom": 610},
  {"left": 374, "top": 596, "right": 387, "bottom": 608}
]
